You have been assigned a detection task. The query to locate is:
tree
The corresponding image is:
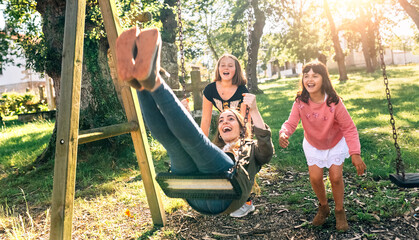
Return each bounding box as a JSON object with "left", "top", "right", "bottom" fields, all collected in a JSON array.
[
  {"left": 398, "top": 0, "right": 419, "bottom": 30},
  {"left": 340, "top": 12, "right": 377, "bottom": 73},
  {"left": 185, "top": 0, "right": 221, "bottom": 60},
  {"left": 182, "top": 0, "right": 267, "bottom": 93},
  {"left": 246, "top": 0, "right": 266, "bottom": 93},
  {"left": 264, "top": 1, "right": 331, "bottom": 68},
  {"left": 324, "top": 0, "right": 348, "bottom": 81},
  {"left": 2, "top": 0, "right": 175, "bottom": 164},
  {"left": 32, "top": 0, "right": 127, "bottom": 163}
]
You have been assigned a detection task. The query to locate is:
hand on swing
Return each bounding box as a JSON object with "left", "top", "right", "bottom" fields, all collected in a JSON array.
[
  {"left": 351, "top": 154, "right": 366, "bottom": 176},
  {"left": 242, "top": 93, "right": 267, "bottom": 130},
  {"left": 181, "top": 98, "right": 190, "bottom": 112},
  {"left": 242, "top": 93, "right": 257, "bottom": 111}
]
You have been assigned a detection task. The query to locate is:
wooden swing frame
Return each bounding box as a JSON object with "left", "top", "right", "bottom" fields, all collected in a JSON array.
[
  {"left": 50, "top": 0, "right": 257, "bottom": 238},
  {"left": 49, "top": 1, "right": 166, "bottom": 239}
]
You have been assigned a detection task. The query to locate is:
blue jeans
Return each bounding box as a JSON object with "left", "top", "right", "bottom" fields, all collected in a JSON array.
[{"left": 137, "top": 82, "right": 233, "bottom": 214}]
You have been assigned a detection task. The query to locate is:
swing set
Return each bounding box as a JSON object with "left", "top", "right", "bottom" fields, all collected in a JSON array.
[
  {"left": 377, "top": 36, "right": 419, "bottom": 188},
  {"left": 48, "top": 0, "right": 417, "bottom": 238},
  {"left": 49, "top": 0, "right": 255, "bottom": 239}
]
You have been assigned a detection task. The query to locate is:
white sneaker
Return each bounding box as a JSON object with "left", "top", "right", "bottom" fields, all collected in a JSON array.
[{"left": 229, "top": 201, "right": 255, "bottom": 218}]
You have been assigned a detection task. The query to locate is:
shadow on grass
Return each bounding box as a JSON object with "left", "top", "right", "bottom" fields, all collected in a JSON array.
[
  {"left": 0, "top": 134, "right": 146, "bottom": 205},
  {"left": 137, "top": 225, "right": 163, "bottom": 240},
  {"left": 0, "top": 132, "right": 52, "bottom": 166}
]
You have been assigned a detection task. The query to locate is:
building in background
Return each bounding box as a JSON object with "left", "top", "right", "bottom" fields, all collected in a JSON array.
[{"left": 0, "top": 41, "right": 55, "bottom": 110}]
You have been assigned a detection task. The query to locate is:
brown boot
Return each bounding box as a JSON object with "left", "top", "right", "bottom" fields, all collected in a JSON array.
[
  {"left": 335, "top": 209, "right": 349, "bottom": 231},
  {"left": 312, "top": 204, "right": 330, "bottom": 226}
]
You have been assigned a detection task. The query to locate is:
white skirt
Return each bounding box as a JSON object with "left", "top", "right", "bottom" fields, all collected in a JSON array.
[{"left": 303, "top": 137, "right": 350, "bottom": 168}]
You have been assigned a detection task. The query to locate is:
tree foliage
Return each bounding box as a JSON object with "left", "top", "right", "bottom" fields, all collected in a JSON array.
[{"left": 262, "top": 0, "right": 332, "bottom": 65}]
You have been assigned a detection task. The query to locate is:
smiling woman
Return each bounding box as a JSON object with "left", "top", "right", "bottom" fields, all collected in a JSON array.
[
  {"left": 115, "top": 27, "right": 273, "bottom": 215},
  {"left": 201, "top": 54, "right": 249, "bottom": 137}
]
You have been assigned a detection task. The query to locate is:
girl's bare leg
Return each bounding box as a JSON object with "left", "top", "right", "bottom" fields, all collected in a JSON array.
[
  {"left": 329, "top": 164, "right": 344, "bottom": 211},
  {"left": 309, "top": 165, "right": 330, "bottom": 226},
  {"left": 309, "top": 165, "right": 327, "bottom": 206}
]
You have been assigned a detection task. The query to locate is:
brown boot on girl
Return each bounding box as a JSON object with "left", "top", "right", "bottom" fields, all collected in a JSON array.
[
  {"left": 312, "top": 204, "right": 330, "bottom": 226},
  {"left": 335, "top": 209, "right": 349, "bottom": 231}
]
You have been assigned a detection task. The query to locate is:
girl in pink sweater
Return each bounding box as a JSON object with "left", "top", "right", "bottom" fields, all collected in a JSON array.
[{"left": 279, "top": 61, "right": 366, "bottom": 231}]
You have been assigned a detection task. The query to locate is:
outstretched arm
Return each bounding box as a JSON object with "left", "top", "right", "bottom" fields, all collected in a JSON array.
[
  {"left": 200, "top": 97, "right": 213, "bottom": 137},
  {"left": 242, "top": 93, "right": 273, "bottom": 164}
]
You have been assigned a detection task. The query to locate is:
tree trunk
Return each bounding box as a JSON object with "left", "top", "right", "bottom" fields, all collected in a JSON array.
[
  {"left": 247, "top": 0, "right": 265, "bottom": 94},
  {"left": 367, "top": 23, "right": 378, "bottom": 71},
  {"left": 205, "top": 30, "right": 218, "bottom": 61},
  {"left": 160, "top": 0, "right": 179, "bottom": 88},
  {"left": 359, "top": 9, "right": 375, "bottom": 73},
  {"left": 324, "top": 0, "right": 348, "bottom": 81},
  {"left": 34, "top": 0, "right": 126, "bottom": 165},
  {"left": 359, "top": 30, "right": 374, "bottom": 73},
  {"left": 34, "top": 0, "right": 65, "bottom": 164},
  {"left": 398, "top": 0, "right": 419, "bottom": 30}
]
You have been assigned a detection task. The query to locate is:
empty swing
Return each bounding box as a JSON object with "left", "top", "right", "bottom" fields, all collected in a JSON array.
[
  {"left": 378, "top": 37, "right": 419, "bottom": 188},
  {"left": 156, "top": 0, "right": 256, "bottom": 199}
]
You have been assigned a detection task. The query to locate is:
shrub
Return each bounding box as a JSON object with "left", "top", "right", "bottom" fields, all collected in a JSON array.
[{"left": 0, "top": 92, "right": 48, "bottom": 116}]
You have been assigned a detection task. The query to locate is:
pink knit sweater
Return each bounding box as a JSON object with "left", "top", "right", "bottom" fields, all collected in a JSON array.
[{"left": 280, "top": 98, "right": 361, "bottom": 155}]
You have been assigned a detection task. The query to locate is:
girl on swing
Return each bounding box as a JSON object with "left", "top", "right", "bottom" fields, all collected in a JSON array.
[
  {"left": 196, "top": 53, "right": 256, "bottom": 218},
  {"left": 116, "top": 27, "right": 273, "bottom": 215}
]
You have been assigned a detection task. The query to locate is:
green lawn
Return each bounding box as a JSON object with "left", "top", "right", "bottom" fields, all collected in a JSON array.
[
  {"left": 0, "top": 64, "right": 418, "bottom": 239},
  {"left": 259, "top": 64, "right": 419, "bottom": 178}
]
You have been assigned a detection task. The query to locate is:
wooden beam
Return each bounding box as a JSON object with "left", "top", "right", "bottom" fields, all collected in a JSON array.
[
  {"left": 78, "top": 121, "right": 139, "bottom": 144},
  {"left": 49, "top": 0, "right": 86, "bottom": 239},
  {"left": 98, "top": 0, "right": 166, "bottom": 225},
  {"left": 184, "top": 69, "right": 208, "bottom": 111}
]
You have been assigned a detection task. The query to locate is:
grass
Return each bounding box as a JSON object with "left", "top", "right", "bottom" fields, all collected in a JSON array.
[
  {"left": 0, "top": 117, "right": 54, "bottom": 172},
  {"left": 259, "top": 64, "right": 419, "bottom": 177},
  {"left": 0, "top": 64, "right": 418, "bottom": 239}
]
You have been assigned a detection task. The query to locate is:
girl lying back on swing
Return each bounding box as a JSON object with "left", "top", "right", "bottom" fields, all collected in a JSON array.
[{"left": 115, "top": 27, "right": 273, "bottom": 215}]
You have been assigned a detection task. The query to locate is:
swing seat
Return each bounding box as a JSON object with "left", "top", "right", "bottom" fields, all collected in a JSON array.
[
  {"left": 389, "top": 173, "right": 419, "bottom": 188},
  {"left": 156, "top": 172, "right": 242, "bottom": 199}
]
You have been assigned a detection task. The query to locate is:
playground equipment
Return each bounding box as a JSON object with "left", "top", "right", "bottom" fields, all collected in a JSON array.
[
  {"left": 49, "top": 1, "right": 165, "bottom": 239},
  {"left": 49, "top": 0, "right": 257, "bottom": 239},
  {"left": 378, "top": 36, "right": 419, "bottom": 188},
  {"left": 155, "top": 0, "right": 255, "bottom": 200}
]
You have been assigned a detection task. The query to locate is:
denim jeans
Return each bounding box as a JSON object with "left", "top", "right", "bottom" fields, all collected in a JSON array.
[{"left": 137, "top": 82, "right": 233, "bottom": 214}]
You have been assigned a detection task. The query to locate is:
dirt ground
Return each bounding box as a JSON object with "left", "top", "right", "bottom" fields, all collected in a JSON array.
[
  {"left": 163, "top": 171, "right": 419, "bottom": 240},
  {"left": 165, "top": 198, "right": 418, "bottom": 240},
  {"left": 1, "top": 169, "right": 418, "bottom": 240}
]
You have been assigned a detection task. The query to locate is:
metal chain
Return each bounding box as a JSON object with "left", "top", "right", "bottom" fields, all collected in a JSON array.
[
  {"left": 247, "top": 0, "right": 254, "bottom": 85},
  {"left": 176, "top": 0, "right": 187, "bottom": 99},
  {"left": 231, "top": 106, "right": 250, "bottom": 173},
  {"left": 176, "top": 0, "right": 250, "bottom": 174},
  {"left": 230, "top": 0, "right": 253, "bottom": 170},
  {"left": 378, "top": 35, "right": 404, "bottom": 178}
]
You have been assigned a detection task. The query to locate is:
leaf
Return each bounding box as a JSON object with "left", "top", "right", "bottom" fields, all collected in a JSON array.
[{"left": 212, "top": 232, "right": 236, "bottom": 237}]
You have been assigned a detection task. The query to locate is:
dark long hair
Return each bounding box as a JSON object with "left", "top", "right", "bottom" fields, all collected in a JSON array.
[
  {"left": 212, "top": 109, "right": 251, "bottom": 149},
  {"left": 296, "top": 61, "right": 340, "bottom": 106},
  {"left": 213, "top": 54, "right": 247, "bottom": 86}
]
